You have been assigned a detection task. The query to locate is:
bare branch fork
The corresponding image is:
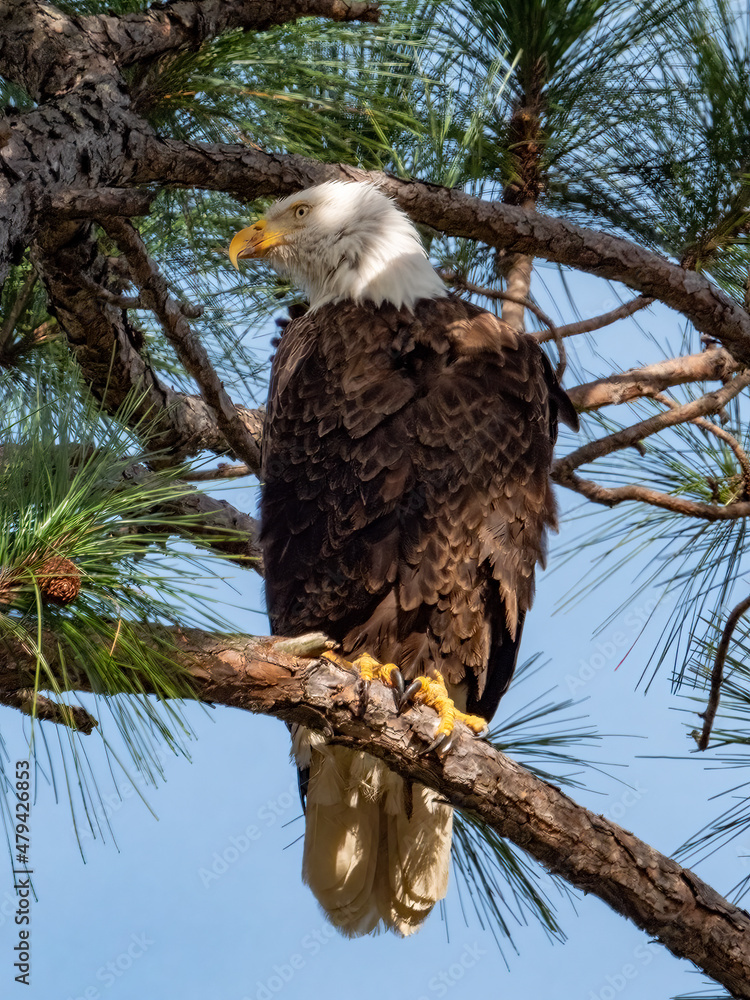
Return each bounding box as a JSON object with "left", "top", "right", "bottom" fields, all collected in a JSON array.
[
  {"left": 1, "top": 629, "right": 750, "bottom": 997},
  {"left": 567, "top": 347, "right": 741, "bottom": 412},
  {"left": 553, "top": 372, "right": 750, "bottom": 517}
]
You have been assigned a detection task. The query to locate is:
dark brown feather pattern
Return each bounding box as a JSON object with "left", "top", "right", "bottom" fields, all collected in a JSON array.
[{"left": 261, "top": 295, "right": 571, "bottom": 720}]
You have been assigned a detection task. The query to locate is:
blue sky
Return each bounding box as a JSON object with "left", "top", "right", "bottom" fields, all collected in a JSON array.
[{"left": 0, "top": 269, "right": 742, "bottom": 1000}]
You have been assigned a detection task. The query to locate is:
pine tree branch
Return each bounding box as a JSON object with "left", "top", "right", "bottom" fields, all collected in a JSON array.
[
  {"left": 567, "top": 348, "right": 741, "bottom": 412},
  {"left": 32, "top": 223, "right": 263, "bottom": 468},
  {"left": 0, "top": 0, "right": 379, "bottom": 98},
  {"left": 89, "top": 0, "right": 381, "bottom": 69},
  {"left": 553, "top": 470, "right": 750, "bottom": 520},
  {"left": 0, "top": 690, "right": 98, "bottom": 734},
  {"left": 122, "top": 465, "right": 262, "bottom": 569},
  {"left": 133, "top": 143, "right": 750, "bottom": 363},
  {"left": 698, "top": 593, "right": 750, "bottom": 752},
  {"left": 100, "top": 216, "right": 261, "bottom": 471},
  {"left": 47, "top": 187, "right": 156, "bottom": 220},
  {"left": 538, "top": 294, "right": 655, "bottom": 342},
  {"left": 1, "top": 627, "right": 750, "bottom": 997},
  {"left": 180, "top": 462, "right": 254, "bottom": 481},
  {"left": 439, "top": 269, "right": 558, "bottom": 331},
  {"left": 554, "top": 372, "right": 750, "bottom": 479}
]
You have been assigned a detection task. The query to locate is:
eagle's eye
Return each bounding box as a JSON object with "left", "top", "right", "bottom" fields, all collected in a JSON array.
[{"left": 294, "top": 204, "right": 310, "bottom": 220}]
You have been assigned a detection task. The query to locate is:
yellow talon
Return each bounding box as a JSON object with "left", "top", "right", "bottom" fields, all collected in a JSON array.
[
  {"left": 406, "top": 674, "right": 488, "bottom": 739},
  {"left": 322, "top": 650, "right": 400, "bottom": 686}
]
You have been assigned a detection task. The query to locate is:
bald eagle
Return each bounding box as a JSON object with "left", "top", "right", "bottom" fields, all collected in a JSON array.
[{"left": 230, "top": 181, "right": 576, "bottom": 937}]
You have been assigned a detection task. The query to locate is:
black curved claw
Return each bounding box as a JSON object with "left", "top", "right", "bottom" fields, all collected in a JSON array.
[
  {"left": 473, "top": 724, "right": 490, "bottom": 740},
  {"left": 398, "top": 679, "right": 423, "bottom": 715},
  {"left": 390, "top": 668, "right": 405, "bottom": 704},
  {"left": 356, "top": 677, "right": 370, "bottom": 718},
  {"left": 420, "top": 730, "right": 455, "bottom": 756}
]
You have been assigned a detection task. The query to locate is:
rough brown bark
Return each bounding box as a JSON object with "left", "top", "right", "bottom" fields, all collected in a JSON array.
[
  {"left": 31, "top": 224, "right": 264, "bottom": 464},
  {"left": 567, "top": 346, "right": 742, "bottom": 412},
  {"left": 1, "top": 628, "right": 749, "bottom": 998}
]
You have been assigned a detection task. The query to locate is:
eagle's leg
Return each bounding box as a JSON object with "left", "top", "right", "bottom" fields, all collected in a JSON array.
[{"left": 400, "top": 674, "right": 488, "bottom": 754}]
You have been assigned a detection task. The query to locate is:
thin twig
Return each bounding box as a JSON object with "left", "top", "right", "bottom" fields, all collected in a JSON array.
[
  {"left": 537, "top": 295, "right": 654, "bottom": 342},
  {"left": 697, "top": 593, "right": 750, "bottom": 750}
]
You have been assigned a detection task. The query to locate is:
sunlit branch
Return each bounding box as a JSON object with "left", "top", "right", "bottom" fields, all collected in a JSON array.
[
  {"left": 554, "top": 470, "right": 750, "bottom": 520},
  {"left": 91, "top": 0, "right": 381, "bottom": 68},
  {"left": 554, "top": 372, "right": 750, "bottom": 479},
  {"left": 567, "top": 348, "right": 741, "bottom": 412},
  {"left": 1, "top": 629, "right": 749, "bottom": 997}
]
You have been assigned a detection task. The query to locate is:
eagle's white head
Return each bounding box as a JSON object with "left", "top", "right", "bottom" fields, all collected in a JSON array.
[{"left": 229, "top": 180, "right": 447, "bottom": 311}]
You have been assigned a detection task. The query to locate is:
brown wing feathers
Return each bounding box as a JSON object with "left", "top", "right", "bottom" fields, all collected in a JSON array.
[{"left": 261, "top": 295, "right": 565, "bottom": 722}]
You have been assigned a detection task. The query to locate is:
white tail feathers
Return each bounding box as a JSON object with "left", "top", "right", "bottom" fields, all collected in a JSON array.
[{"left": 293, "top": 731, "right": 452, "bottom": 936}]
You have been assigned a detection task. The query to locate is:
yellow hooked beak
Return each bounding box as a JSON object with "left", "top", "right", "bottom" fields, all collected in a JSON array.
[{"left": 228, "top": 219, "right": 287, "bottom": 268}]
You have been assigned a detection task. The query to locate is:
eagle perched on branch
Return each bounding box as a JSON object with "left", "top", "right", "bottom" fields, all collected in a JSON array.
[{"left": 230, "top": 181, "right": 576, "bottom": 937}]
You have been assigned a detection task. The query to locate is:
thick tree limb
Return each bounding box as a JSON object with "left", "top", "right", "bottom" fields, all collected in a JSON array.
[
  {"left": 90, "top": 0, "right": 380, "bottom": 68},
  {"left": 134, "top": 142, "right": 750, "bottom": 362},
  {"left": 48, "top": 187, "right": 155, "bottom": 219},
  {"left": 0, "top": 0, "right": 379, "bottom": 98},
  {"left": 2, "top": 628, "right": 750, "bottom": 997},
  {"left": 567, "top": 347, "right": 741, "bottom": 412}
]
